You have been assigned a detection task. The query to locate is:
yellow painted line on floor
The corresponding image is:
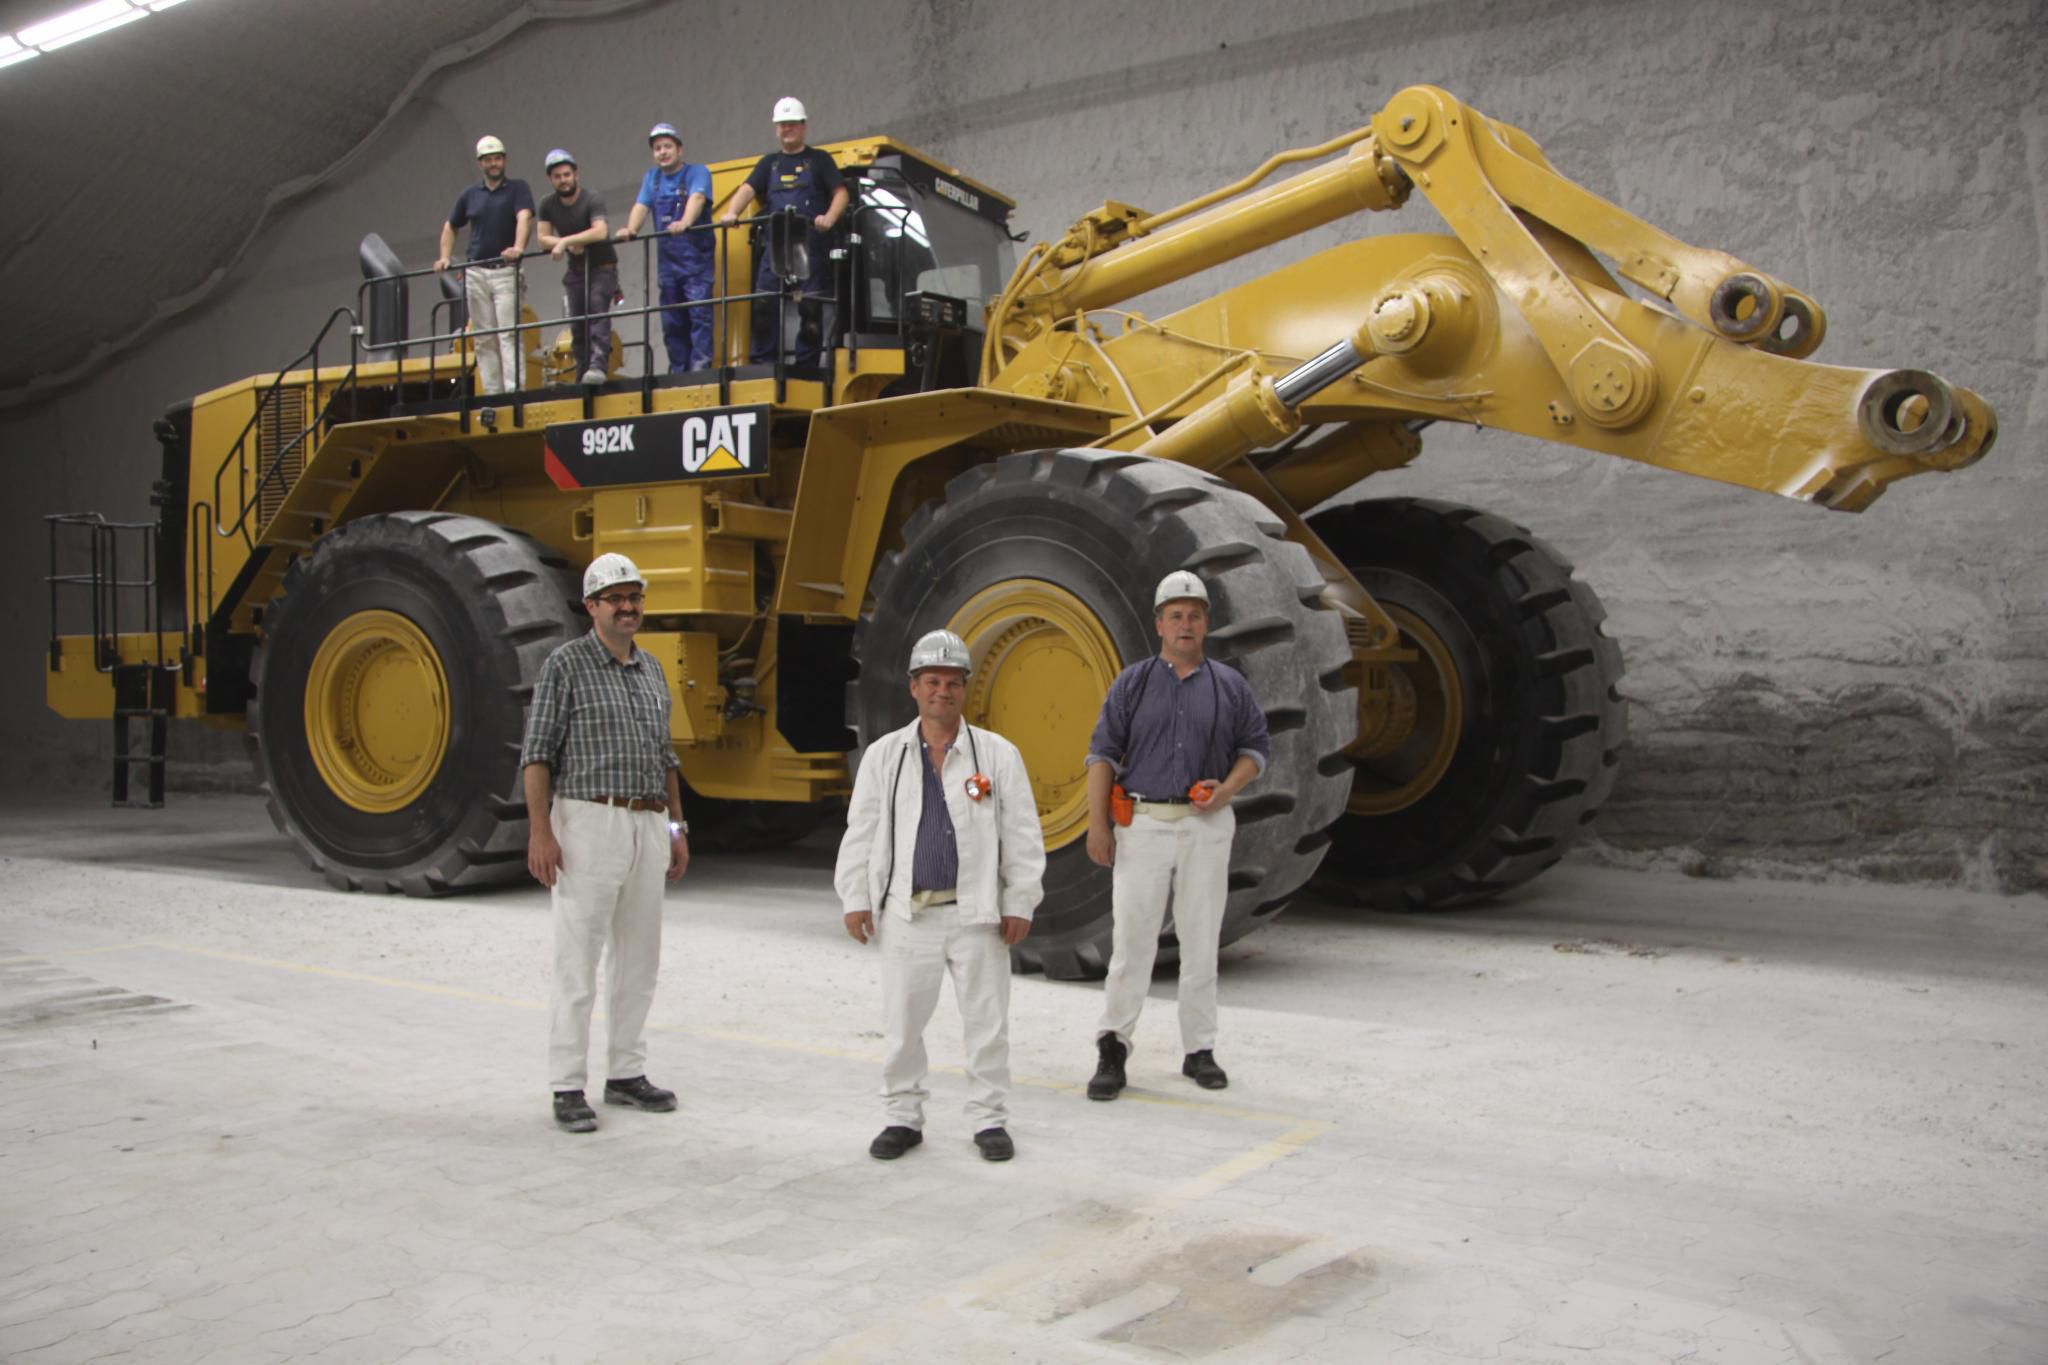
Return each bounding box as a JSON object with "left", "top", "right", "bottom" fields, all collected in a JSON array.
[
  {"left": 1158, "top": 1119, "right": 1331, "bottom": 1203},
  {"left": 145, "top": 941, "right": 543, "bottom": 1011},
  {"left": 0, "top": 943, "right": 156, "bottom": 966}
]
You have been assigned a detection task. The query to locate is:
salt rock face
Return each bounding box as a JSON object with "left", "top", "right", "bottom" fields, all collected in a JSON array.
[{"left": 1585, "top": 547, "right": 2048, "bottom": 894}]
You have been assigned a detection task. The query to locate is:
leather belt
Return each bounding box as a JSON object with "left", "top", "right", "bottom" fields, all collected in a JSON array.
[
  {"left": 1125, "top": 793, "right": 1192, "bottom": 805},
  {"left": 588, "top": 795, "right": 667, "bottom": 812}
]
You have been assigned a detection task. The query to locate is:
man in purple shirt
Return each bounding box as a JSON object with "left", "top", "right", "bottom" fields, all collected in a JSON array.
[{"left": 1082, "top": 571, "right": 1271, "bottom": 1100}]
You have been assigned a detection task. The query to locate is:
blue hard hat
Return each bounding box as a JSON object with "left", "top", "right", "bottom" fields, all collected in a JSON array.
[
  {"left": 544, "top": 148, "right": 575, "bottom": 170},
  {"left": 647, "top": 122, "right": 680, "bottom": 145}
]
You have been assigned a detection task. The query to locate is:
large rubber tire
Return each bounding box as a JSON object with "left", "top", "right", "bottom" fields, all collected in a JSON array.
[
  {"left": 850, "top": 449, "right": 1356, "bottom": 980},
  {"left": 249, "top": 512, "right": 584, "bottom": 894},
  {"left": 1307, "top": 498, "right": 1626, "bottom": 909}
]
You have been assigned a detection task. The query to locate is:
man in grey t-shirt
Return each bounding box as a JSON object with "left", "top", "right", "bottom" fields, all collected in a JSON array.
[{"left": 534, "top": 149, "right": 617, "bottom": 387}]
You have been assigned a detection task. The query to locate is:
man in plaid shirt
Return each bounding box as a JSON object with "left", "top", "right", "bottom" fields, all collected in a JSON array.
[{"left": 521, "top": 552, "right": 690, "bottom": 1133}]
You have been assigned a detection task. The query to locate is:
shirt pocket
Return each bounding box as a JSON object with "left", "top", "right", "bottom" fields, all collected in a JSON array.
[{"left": 631, "top": 676, "right": 668, "bottom": 737}]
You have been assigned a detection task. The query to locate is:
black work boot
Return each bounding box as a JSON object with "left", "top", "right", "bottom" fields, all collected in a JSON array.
[
  {"left": 553, "top": 1089, "right": 598, "bottom": 1133},
  {"left": 1087, "top": 1032, "right": 1128, "bottom": 1101},
  {"left": 603, "top": 1076, "right": 677, "bottom": 1112},
  {"left": 1182, "top": 1049, "right": 1228, "bottom": 1090},
  {"left": 869, "top": 1125, "right": 924, "bottom": 1160},
  {"left": 973, "top": 1127, "right": 1016, "bottom": 1162}
]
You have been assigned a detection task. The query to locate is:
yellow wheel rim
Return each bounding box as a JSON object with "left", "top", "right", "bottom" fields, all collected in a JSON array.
[
  {"left": 1345, "top": 602, "right": 1464, "bottom": 816},
  {"left": 950, "top": 581, "right": 1123, "bottom": 852},
  {"left": 303, "top": 609, "right": 451, "bottom": 814}
]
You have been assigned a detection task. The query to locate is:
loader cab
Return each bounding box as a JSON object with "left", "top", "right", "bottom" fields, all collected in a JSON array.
[{"left": 842, "top": 153, "right": 1016, "bottom": 392}]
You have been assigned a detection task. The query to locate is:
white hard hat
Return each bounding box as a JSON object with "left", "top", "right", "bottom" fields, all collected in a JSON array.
[
  {"left": 475, "top": 135, "right": 506, "bottom": 159},
  {"left": 771, "top": 96, "right": 808, "bottom": 123},
  {"left": 647, "top": 122, "right": 680, "bottom": 145},
  {"left": 583, "top": 553, "right": 645, "bottom": 598},
  {"left": 1154, "top": 570, "right": 1210, "bottom": 610},
  {"left": 543, "top": 147, "right": 575, "bottom": 170},
  {"left": 907, "top": 629, "right": 971, "bottom": 677}
]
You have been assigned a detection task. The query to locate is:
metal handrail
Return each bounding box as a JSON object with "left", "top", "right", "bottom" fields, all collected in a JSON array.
[
  {"left": 208, "top": 304, "right": 362, "bottom": 542},
  {"left": 185, "top": 212, "right": 844, "bottom": 648},
  {"left": 45, "top": 512, "right": 168, "bottom": 676},
  {"left": 356, "top": 216, "right": 818, "bottom": 389}
]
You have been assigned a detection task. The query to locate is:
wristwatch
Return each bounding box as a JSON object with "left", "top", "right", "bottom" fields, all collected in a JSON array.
[{"left": 669, "top": 819, "right": 689, "bottom": 837}]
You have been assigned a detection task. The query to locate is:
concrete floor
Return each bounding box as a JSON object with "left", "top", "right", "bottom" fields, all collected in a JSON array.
[{"left": 0, "top": 795, "right": 2042, "bottom": 1365}]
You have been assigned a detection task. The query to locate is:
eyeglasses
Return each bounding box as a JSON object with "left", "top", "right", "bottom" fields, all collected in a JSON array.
[{"left": 594, "top": 592, "right": 644, "bottom": 607}]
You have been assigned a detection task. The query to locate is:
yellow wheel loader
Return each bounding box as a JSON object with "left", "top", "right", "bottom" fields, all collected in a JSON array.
[{"left": 45, "top": 88, "right": 1995, "bottom": 978}]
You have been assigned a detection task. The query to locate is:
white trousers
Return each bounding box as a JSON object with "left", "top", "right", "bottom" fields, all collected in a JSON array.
[
  {"left": 878, "top": 904, "right": 1012, "bottom": 1132},
  {"left": 1096, "top": 806, "right": 1235, "bottom": 1055},
  {"left": 464, "top": 264, "right": 525, "bottom": 394},
  {"left": 547, "top": 799, "right": 667, "bottom": 1092}
]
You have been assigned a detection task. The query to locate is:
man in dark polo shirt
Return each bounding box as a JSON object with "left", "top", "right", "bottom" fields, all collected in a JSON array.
[
  {"left": 521, "top": 553, "right": 691, "bottom": 1133},
  {"left": 1082, "top": 570, "right": 1271, "bottom": 1100},
  {"left": 534, "top": 148, "right": 616, "bottom": 387},
  {"left": 435, "top": 134, "right": 534, "bottom": 395}
]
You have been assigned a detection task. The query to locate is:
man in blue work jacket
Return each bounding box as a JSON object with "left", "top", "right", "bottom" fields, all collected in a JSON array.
[
  {"left": 615, "top": 123, "right": 714, "bottom": 373},
  {"left": 716, "top": 96, "right": 849, "bottom": 368}
]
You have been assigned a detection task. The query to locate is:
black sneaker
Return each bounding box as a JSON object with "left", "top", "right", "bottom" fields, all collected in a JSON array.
[
  {"left": 1182, "top": 1050, "right": 1228, "bottom": 1090},
  {"left": 1087, "top": 1032, "right": 1128, "bottom": 1101},
  {"left": 603, "top": 1076, "right": 677, "bottom": 1112},
  {"left": 869, "top": 1125, "right": 924, "bottom": 1160},
  {"left": 973, "top": 1127, "right": 1015, "bottom": 1162},
  {"left": 553, "top": 1089, "right": 597, "bottom": 1133}
]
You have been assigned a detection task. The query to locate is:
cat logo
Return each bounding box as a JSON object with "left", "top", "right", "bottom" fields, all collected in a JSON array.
[
  {"left": 541, "top": 404, "right": 773, "bottom": 490},
  {"left": 682, "top": 410, "right": 759, "bottom": 474}
]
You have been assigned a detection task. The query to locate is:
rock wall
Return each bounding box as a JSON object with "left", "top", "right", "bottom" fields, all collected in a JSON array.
[{"left": 4, "top": 0, "right": 2042, "bottom": 888}]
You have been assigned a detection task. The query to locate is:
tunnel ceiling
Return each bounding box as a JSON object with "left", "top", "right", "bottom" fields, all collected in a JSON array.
[{"left": 0, "top": 0, "right": 555, "bottom": 406}]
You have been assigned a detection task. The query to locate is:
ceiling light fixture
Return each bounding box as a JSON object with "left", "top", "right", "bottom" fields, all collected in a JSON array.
[
  {"left": 19, "top": 0, "right": 133, "bottom": 46},
  {"left": 5, "top": 0, "right": 195, "bottom": 66}
]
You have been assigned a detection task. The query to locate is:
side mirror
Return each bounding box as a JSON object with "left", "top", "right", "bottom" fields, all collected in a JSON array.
[
  {"left": 768, "top": 208, "right": 809, "bottom": 284},
  {"left": 358, "top": 233, "right": 410, "bottom": 353}
]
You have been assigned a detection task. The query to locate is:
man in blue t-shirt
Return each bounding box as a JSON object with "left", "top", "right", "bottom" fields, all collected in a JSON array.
[
  {"left": 716, "top": 96, "right": 848, "bottom": 368},
  {"left": 435, "top": 134, "right": 535, "bottom": 395},
  {"left": 615, "top": 123, "right": 714, "bottom": 373}
]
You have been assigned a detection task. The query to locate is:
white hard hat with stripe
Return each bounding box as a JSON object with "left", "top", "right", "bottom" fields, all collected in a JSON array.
[
  {"left": 582, "top": 553, "right": 645, "bottom": 598},
  {"left": 474, "top": 135, "right": 507, "bottom": 158},
  {"left": 907, "top": 629, "right": 971, "bottom": 676},
  {"left": 1153, "top": 570, "right": 1210, "bottom": 610}
]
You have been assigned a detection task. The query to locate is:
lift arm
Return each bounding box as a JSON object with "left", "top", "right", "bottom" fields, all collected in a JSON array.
[{"left": 985, "top": 86, "right": 1995, "bottom": 513}]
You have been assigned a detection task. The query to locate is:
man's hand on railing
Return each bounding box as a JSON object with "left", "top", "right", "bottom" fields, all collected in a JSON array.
[
  {"left": 499, "top": 245, "right": 522, "bottom": 261},
  {"left": 614, "top": 226, "right": 637, "bottom": 241},
  {"left": 666, "top": 220, "right": 688, "bottom": 235},
  {"left": 433, "top": 255, "right": 451, "bottom": 272}
]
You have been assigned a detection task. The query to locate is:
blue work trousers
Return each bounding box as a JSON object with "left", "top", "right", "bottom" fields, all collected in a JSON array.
[{"left": 659, "top": 250, "right": 714, "bottom": 373}]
